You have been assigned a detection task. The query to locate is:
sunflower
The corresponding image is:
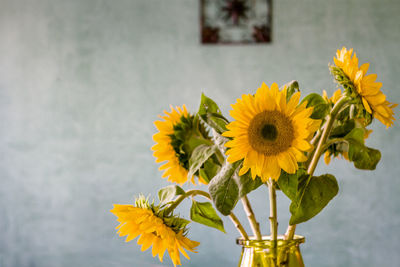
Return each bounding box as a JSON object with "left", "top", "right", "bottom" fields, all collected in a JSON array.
[
  {"left": 222, "top": 83, "right": 321, "bottom": 182},
  {"left": 333, "top": 47, "right": 397, "bottom": 128},
  {"left": 152, "top": 105, "right": 208, "bottom": 185},
  {"left": 110, "top": 197, "right": 200, "bottom": 267}
]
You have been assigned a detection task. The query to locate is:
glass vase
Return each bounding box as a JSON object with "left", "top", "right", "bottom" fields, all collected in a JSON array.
[{"left": 236, "top": 235, "right": 305, "bottom": 267}]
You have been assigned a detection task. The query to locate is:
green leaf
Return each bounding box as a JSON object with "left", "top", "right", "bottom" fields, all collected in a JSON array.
[
  {"left": 349, "top": 145, "right": 381, "bottom": 170},
  {"left": 344, "top": 128, "right": 381, "bottom": 170},
  {"left": 235, "top": 171, "right": 263, "bottom": 197},
  {"left": 158, "top": 185, "right": 185, "bottom": 204},
  {"left": 199, "top": 159, "right": 220, "bottom": 183},
  {"left": 301, "top": 93, "right": 330, "bottom": 120},
  {"left": 281, "top": 80, "right": 300, "bottom": 102},
  {"left": 211, "top": 129, "right": 230, "bottom": 154},
  {"left": 188, "top": 144, "right": 217, "bottom": 178},
  {"left": 277, "top": 169, "right": 307, "bottom": 201},
  {"left": 345, "top": 127, "right": 364, "bottom": 143},
  {"left": 190, "top": 200, "right": 225, "bottom": 233},
  {"left": 330, "top": 119, "right": 356, "bottom": 138},
  {"left": 198, "top": 93, "right": 229, "bottom": 134},
  {"left": 289, "top": 174, "right": 339, "bottom": 225},
  {"left": 198, "top": 93, "right": 224, "bottom": 117},
  {"left": 208, "top": 162, "right": 240, "bottom": 216}
]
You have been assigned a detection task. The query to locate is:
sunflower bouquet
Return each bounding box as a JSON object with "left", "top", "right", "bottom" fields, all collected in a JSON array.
[{"left": 110, "top": 47, "right": 397, "bottom": 266}]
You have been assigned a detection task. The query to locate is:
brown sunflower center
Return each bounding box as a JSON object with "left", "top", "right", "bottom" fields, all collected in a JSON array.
[
  {"left": 261, "top": 124, "right": 278, "bottom": 141},
  {"left": 248, "top": 110, "right": 294, "bottom": 156}
]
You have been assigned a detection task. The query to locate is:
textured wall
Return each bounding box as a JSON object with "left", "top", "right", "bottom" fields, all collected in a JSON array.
[{"left": 1, "top": 0, "right": 399, "bottom": 266}]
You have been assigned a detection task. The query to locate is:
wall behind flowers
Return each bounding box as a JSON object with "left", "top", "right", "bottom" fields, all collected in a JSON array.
[{"left": 0, "top": 0, "right": 399, "bottom": 266}]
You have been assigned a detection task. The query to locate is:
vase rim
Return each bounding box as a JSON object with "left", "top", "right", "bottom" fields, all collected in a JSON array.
[{"left": 236, "top": 235, "right": 305, "bottom": 247}]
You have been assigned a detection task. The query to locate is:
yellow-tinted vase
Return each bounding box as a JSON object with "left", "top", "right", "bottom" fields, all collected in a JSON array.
[{"left": 237, "top": 235, "right": 305, "bottom": 267}]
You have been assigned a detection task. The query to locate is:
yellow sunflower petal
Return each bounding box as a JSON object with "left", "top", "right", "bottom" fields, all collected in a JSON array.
[
  {"left": 360, "top": 63, "right": 369, "bottom": 73},
  {"left": 289, "top": 147, "right": 308, "bottom": 162},
  {"left": 293, "top": 138, "right": 313, "bottom": 152},
  {"left": 362, "top": 97, "right": 372, "bottom": 113},
  {"left": 239, "top": 164, "right": 250, "bottom": 176},
  {"left": 256, "top": 153, "right": 266, "bottom": 177},
  {"left": 277, "top": 151, "right": 296, "bottom": 174},
  {"left": 286, "top": 92, "right": 301, "bottom": 116},
  {"left": 268, "top": 156, "right": 282, "bottom": 181},
  {"left": 364, "top": 93, "right": 386, "bottom": 106},
  {"left": 324, "top": 152, "right": 331, "bottom": 165}
]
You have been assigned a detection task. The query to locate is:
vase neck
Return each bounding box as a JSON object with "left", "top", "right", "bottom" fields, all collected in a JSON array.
[{"left": 237, "top": 235, "right": 305, "bottom": 248}]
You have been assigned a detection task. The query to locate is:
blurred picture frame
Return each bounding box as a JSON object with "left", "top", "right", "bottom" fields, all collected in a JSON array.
[{"left": 200, "top": 0, "right": 272, "bottom": 44}]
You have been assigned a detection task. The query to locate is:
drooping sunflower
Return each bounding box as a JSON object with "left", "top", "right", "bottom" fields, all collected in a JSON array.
[
  {"left": 152, "top": 105, "right": 209, "bottom": 185},
  {"left": 333, "top": 47, "right": 397, "bottom": 128},
  {"left": 323, "top": 127, "right": 372, "bottom": 165},
  {"left": 110, "top": 196, "right": 199, "bottom": 267},
  {"left": 222, "top": 83, "right": 321, "bottom": 182}
]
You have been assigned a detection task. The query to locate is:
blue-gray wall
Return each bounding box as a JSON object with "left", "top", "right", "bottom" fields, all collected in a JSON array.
[{"left": 1, "top": 0, "right": 399, "bottom": 266}]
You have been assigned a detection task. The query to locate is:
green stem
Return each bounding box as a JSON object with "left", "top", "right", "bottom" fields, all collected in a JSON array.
[
  {"left": 285, "top": 95, "right": 350, "bottom": 241},
  {"left": 322, "top": 138, "right": 347, "bottom": 151},
  {"left": 229, "top": 212, "right": 249, "bottom": 240},
  {"left": 268, "top": 178, "right": 278, "bottom": 267},
  {"left": 165, "top": 189, "right": 210, "bottom": 214},
  {"left": 307, "top": 95, "right": 350, "bottom": 176},
  {"left": 285, "top": 225, "right": 296, "bottom": 240},
  {"left": 241, "top": 195, "right": 262, "bottom": 240},
  {"left": 305, "top": 129, "right": 322, "bottom": 167},
  {"left": 310, "top": 129, "right": 322, "bottom": 146},
  {"left": 166, "top": 189, "right": 249, "bottom": 240},
  {"left": 349, "top": 104, "right": 355, "bottom": 119}
]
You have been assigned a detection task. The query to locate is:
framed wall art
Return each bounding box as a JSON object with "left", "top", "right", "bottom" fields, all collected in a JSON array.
[{"left": 200, "top": 0, "right": 272, "bottom": 44}]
